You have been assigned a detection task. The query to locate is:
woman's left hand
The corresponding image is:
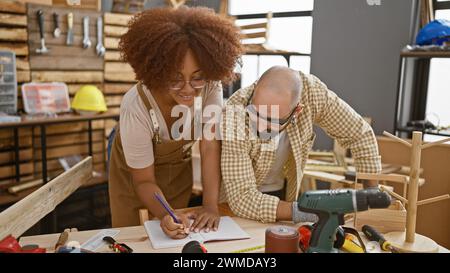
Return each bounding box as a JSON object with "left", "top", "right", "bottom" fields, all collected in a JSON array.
[{"left": 190, "top": 206, "right": 220, "bottom": 233}]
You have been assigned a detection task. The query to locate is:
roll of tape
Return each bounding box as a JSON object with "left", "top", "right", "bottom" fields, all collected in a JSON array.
[{"left": 265, "top": 226, "right": 299, "bottom": 253}]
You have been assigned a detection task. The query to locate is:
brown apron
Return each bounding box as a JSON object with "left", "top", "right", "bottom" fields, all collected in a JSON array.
[{"left": 108, "top": 83, "right": 195, "bottom": 227}]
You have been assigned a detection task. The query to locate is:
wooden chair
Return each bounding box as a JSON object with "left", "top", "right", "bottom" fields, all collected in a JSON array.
[{"left": 0, "top": 157, "right": 92, "bottom": 240}]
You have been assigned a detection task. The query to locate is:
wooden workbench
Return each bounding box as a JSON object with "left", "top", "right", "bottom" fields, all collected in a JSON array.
[{"left": 19, "top": 204, "right": 449, "bottom": 253}]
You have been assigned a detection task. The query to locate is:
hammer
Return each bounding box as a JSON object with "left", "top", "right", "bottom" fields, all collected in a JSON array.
[{"left": 36, "top": 10, "right": 49, "bottom": 54}]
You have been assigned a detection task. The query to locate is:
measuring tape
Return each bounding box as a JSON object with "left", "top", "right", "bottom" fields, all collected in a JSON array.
[
  {"left": 231, "top": 245, "right": 265, "bottom": 253},
  {"left": 80, "top": 229, "right": 120, "bottom": 251}
]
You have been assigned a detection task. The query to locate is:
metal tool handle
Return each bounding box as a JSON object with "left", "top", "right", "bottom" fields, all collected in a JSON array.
[
  {"left": 37, "top": 10, "right": 45, "bottom": 39},
  {"left": 53, "top": 12, "right": 59, "bottom": 30},
  {"left": 83, "top": 16, "right": 89, "bottom": 36},
  {"left": 67, "top": 12, "right": 73, "bottom": 29},
  {"left": 97, "top": 16, "right": 103, "bottom": 42}
]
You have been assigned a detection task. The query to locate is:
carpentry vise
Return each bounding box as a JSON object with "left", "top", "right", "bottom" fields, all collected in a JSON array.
[{"left": 296, "top": 188, "right": 392, "bottom": 253}]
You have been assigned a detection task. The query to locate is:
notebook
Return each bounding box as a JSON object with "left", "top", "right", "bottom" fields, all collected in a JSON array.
[{"left": 144, "top": 216, "right": 250, "bottom": 249}]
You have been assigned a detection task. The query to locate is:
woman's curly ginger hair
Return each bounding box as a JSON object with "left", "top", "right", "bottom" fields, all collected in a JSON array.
[{"left": 119, "top": 6, "right": 243, "bottom": 91}]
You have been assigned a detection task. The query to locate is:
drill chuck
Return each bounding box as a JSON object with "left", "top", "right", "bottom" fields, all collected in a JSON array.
[{"left": 355, "top": 189, "right": 391, "bottom": 211}]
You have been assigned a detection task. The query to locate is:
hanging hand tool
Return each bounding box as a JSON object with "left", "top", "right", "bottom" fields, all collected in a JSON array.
[
  {"left": 53, "top": 12, "right": 61, "bottom": 38},
  {"left": 296, "top": 189, "right": 391, "bottom": 253},
  {"left": 95, "top": 16, "right": 105, "bottom": 57},
  {"left": 66, "top": 12, "right": 74, "bottom": 45},
  {"left": 36, "top": 10, "right": 49, "bottom": 54},
  {"left": 82, "top": 16, "right": 92, "bottom": 49},
  {"left": 362, "top": 225, "right": 400, "bottom": 253}
]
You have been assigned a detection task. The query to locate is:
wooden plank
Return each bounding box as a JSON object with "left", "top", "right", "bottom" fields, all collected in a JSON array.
[
  {"left": 41, "top": 162, "right": 104, "bottom": 181},
  {"left": 33, "top": 153, "right": 104, "bottom": 175},
  {"left": 0, "top": 13, "right": 27, "bottom": 26},
  {"left": 67, "top": 83, "right": 103, "bottom": 95},
  {"left": 104, "top": 50, "right": 122, "bottom": 61},
  {"left": 27, "top": 23, "right": 97, "bottom": 37},
  {"left": 239, "top": 23, "right": 267, "bottom": 30},
  {"left": 104, "top": 71, "right": 135, "bottom": 82},
  {"left": 104, "top": 25, "right": 128, "bottom": 37},
  {"left": 32, "top": 123, "right": 104, "bottom": 136},
  {"left": 104, "top": 37, "right": 120, "bottom": 49},
  {"left": 0, "top": 1, "right": 26, "bottom": 14},
  {"left": 0, "top": 42, "right": 28, "bottom": 56},
  {"left": 104, "top": 12, "right": 133, "bottom": 26},
  {"left": 105, "top": 95, "right": 123, "bottom": 106},
  {"left": 0, "top": 162, "right": 34, "bottom": 179},
  {"left": 0, "top": 128, "right": 32, "bottom": 139},
  {"left": 28, "top": 40, "right": 101, "bottom": 57},
  {"left": 15, "top": 57, "right": 29, "bottom": 70},
  {"left": 34, "top": 142, "right": 103, "bottom": 159},
  {"left": 27, "top": 32, "right": 93, "bottom": 47},
  {"left": 31, "top": 71, "right": 103, "bottom": 83},
  {"left": 0, "top": 135, "right": 32, "bottom": 148},
  {"left": 29, "top": 55, "right": 103, "bottom": 71},
  {"left": 104, "top": 61, "right": 133, "bottom": 73},
  {"left": 27, "top": 3, "right": 102, "bottom": 20},
  {"left": 104, "top": 83, "right": 133, "bottom": 94},
  {"left": 0, "top": 148, "right": 33, "bottom": 163},
  {"left": 16, "top": 70, "right": 30, "bottom": 82},
  {"left": 241, "top": 31, "right": 267, "bottom": 40},
  {"left": 0, "top": 157, "right": 92, "bottom": 239},
  {"left": 0, "top": 27, "right": 27, "bottom": 42},
  {"left": 33, "top": 130, "right": 104, "bottom": 148},
  {"left": 52, "top": 0, "right": 101, "bottom": 11}
]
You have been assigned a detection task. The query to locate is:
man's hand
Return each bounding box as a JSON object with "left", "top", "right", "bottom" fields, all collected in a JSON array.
[
  {"left": 160, "top": 212, "right": 195, "bottom": 239},
  {"left": 190, "top": 206, "right": 220, "bottom": 233}
]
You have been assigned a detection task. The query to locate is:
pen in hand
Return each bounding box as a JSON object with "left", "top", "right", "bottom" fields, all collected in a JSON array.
[{"left": 154, "top": 192, "right": 189, "bottom": 235}]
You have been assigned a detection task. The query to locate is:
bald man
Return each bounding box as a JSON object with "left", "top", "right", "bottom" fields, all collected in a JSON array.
[{"left": 220, "top": 66, "right": 381, "bottom": 223}]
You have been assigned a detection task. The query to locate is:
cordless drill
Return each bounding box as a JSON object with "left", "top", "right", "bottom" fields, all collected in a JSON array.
[{"left": 296, "top": 189, "right": 391, "bottom": 253}]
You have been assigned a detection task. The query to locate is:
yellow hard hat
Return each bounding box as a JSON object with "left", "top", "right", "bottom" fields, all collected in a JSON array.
[{"left": 71, "top": 85, "right": 107, "bottom": 112}]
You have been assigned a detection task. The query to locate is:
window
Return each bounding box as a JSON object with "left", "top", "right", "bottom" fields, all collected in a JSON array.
[
  {"left": 424, "top": 1, "right": 450, "bottom": 141},
  {"left": 229, "top": 0, "right": 314, "bottom": 87}
]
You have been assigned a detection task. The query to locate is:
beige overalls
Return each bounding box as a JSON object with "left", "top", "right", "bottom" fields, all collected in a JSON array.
[{"left": 108, "top": 83, "right": 195, "bottom": 227}]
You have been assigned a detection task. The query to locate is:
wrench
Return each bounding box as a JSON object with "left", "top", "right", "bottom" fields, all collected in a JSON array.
[
  {"left": 36, "top": 10, "right": 49, "bottom": 54},
  {"left": 96, "top": 16, "right": 105, "bottom": 57},
  {"left": 82, "top": 16, "right": 92, "bottom": 49},
  {"left": 66, "top": 12, "right": 74, "bottom": 45},
  {"left": 53, "top": 12, "right": 61, "bottom": 38}
]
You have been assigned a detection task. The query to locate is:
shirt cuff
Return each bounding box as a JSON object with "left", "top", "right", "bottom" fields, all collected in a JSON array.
[
  {"left": 259, "top": 194, "right": 280, "bottom": 223},
  {"left": 353, "top": 155, "right": 382, "bottom": 174}
]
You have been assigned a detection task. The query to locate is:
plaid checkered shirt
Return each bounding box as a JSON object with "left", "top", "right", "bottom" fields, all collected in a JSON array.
[{"left": 220, "top": 71, "right": 381, "bottom": 223}]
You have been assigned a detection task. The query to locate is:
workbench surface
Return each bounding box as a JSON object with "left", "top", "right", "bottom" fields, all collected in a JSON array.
[{"left": 19, "top": 205, "right": 449, "bottom": 253}]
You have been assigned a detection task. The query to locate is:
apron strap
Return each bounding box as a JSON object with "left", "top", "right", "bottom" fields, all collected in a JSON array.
[{"left": 137, "top": 82, "right": 162, "bottom": 144}]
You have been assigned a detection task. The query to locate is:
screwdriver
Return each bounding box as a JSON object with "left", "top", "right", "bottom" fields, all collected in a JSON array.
[{"left": 362, "top": 225, "right": 400, "bottom": 253}]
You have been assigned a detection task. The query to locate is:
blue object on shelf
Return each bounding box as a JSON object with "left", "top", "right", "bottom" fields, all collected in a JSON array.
[{"left": 416, "top": 19, "right": 450, "bottom": 46}]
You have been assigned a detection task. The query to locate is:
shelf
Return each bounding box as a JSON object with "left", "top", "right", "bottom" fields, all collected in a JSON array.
[
  {"left": 400, "top": 50, "right": 450, "bottom": 58},
  {"left": 396, "top": 126, "right": 450, "bottom": 137}
]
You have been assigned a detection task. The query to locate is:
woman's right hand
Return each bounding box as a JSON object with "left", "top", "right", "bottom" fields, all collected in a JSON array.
[{"left": 160, "top": 212, "right": 195, "bottom": 239}]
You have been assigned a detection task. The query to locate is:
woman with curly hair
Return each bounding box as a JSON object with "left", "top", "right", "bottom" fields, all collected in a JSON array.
[{"left": 108, "top": 6, "right": 243, "bottom": 239}]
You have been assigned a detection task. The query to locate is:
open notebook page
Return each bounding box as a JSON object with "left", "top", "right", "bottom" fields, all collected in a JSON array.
[{"left": 144, "top": 216, "right": 250, "bottom": 249}]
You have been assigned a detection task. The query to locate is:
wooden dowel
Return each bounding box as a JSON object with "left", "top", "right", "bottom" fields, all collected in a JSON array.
[
  {"left": 405, "top": 131, "right": 422, "bottom": 243},
  {"left": 421, "top": 137, "right": 450, "bottom": 150},
  {"left": 380, "top": 185, "right": 409, "bottom": 204},
  {"left": 402, "top": 182, "right": 408, "bottom": 207},
  {"left": 383, "top": 131, "right": 412, "bottom": 147},
  {"left": 356, "top": 173, "right": 409, "bottom": 183},
  {"left": 417, "top": 194, "right": 450, "bottom": 206}
]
